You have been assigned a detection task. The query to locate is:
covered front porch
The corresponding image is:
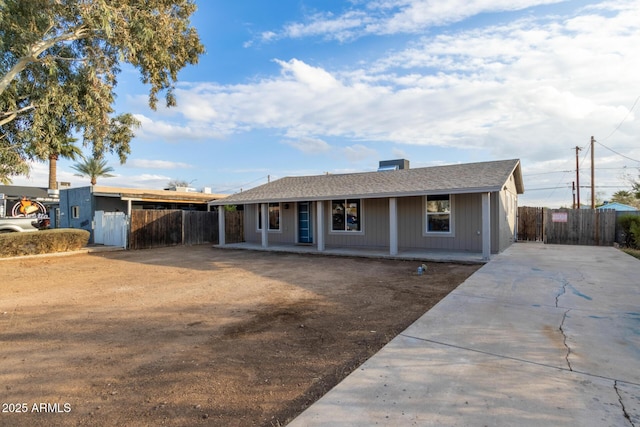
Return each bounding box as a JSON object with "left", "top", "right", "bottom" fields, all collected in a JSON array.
[
  {"left": 218, "top": 195, "right": 493, "bottom": 263},
  {"left": 212, "top": 242, "right": 487, "bottom": 264}
]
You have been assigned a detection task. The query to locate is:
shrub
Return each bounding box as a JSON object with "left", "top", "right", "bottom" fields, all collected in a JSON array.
[
  {"left": 622, "top": 248, "right": 640, "bottom": 260},
  {"left": 0, "top": 229, "right": 90, "bottom": 258},
  {"left": 618, "top": 214, "right": 640, "bottom": 249},
  {"left": 631, "top": 222, "right": 640, "bottom": 248}
]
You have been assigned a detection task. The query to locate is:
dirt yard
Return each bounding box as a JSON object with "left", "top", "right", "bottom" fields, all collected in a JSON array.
[{"left": 0, "top": 245, "right": 479, "bottom": 426}]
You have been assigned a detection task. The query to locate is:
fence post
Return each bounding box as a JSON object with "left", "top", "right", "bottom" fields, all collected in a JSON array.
[{"left": 219, "top": 207, "right": 226, "bottom": 246}]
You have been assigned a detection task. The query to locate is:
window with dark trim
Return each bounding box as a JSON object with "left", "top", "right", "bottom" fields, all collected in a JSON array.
[
  {"left": 332, "top": 199, "right": 361, "bottom": 231},
  {"left": 426, "top": 195, "right": 451, "bottom": 233},
  {"left": 257, "top": 203, "right": 280, "bottom": 231}
]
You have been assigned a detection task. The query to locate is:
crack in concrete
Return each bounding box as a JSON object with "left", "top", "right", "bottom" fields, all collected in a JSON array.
[
  {"left": 614, "top": 380, "right": 635, "bottom": 427},
  {"left": 559, "top": 309, "right": 572, "bottom": 371},
  {"left": 555, "top": 277, "right": 574, "bottom": 371},
  {"left": 556, "top": 277, "right": 568, "bottom": 308}
]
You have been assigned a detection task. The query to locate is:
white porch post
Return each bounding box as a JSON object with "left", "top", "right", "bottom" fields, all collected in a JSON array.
[
  {"left": 261, "top": 203, "right": 268, "bottom": 248},
  {"left": 316, "top": 201, "right": 325, "bottom": 252},
  {"left": 218, "top": 206, "right": 226, "bottom": 246},
  {"left": 389, "top": 197, "right": 398, "bottom": 256},
  {"left": 482, "top": 192, "right": 491, "bottom": 260}
]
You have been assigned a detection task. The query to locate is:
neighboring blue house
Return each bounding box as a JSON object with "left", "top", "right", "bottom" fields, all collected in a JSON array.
[
  {"left": 58, "top": 186, "right": 225, "bottom": 242},
  {"left": 597, "top": 202, "right": 638, "bottom": 212}
]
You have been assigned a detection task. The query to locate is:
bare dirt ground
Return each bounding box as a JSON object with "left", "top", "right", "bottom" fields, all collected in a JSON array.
[{"left": 0, "top": 245, "right": 479, "bottom": 426}]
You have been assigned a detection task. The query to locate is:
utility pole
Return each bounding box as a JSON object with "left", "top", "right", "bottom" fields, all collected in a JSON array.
[
  {"left": 590, "top": 136, "right": 595, "bottom": 209},
  {"left": 572, "top": 181, "right": 576, "bottom": 209},
  {"left": 575, "top": 146, "right": 581, "bottom": 209}
]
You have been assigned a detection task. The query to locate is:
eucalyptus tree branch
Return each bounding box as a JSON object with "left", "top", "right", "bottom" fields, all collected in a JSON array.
[
  {"left": 0, "top": 104, "right": 38, "bottom": 127},
  {"left": 0, "top": 25, "right": 91, "bottom": 96}
]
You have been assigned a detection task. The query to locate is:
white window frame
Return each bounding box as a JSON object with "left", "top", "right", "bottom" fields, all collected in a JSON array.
[
  {"left": 71, "top": 206, "right": 80, "bottom": 219},
  {"left": 256, "top": 203, "right": 281, "bottom": 232},
  {"left": 424, "top": 194, "right": 455, "bottom": 236},
  {"left": 330, "top": 199, "right": 364, "bottom": 234}
]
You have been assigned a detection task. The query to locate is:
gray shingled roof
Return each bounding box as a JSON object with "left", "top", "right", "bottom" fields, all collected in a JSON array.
[
  {"left": 0, "top": 185, "right": 49, "bottom": 200},
  {"left": 210, "top": 159, "right": 523, "bottom": 205}
]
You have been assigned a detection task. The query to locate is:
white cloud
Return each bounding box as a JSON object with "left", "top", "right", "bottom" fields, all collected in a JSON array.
[
  {"left": 274, "top": 59, "right": 340, "bottom": 91},
  {"left": 115, "top": 0, "right": 639, "bottom": 207},
  {"left": 283, "top": 137, "right": 332, "bottom": 154},
  {"left": 371, "top": 0, "right": 564, "bottom": 34},
  {"left": 343, "top": 144, "right": 379, "bottom": 162},
  {"left": 8, "top": 161, "right": 50, "bottom": 187},
  {"left": 126, "top": 159, "right": 194, "bottom": 170},
  {"left": 260, "top": 31, "right": 278, "bottom": 43},
  {"left": 391, "top": 147, "right": 407, "bottom": 158},
  {"left": 124, "top": 174, "right": 173, "bottom": 187},
  {"left": 281, "top": 10, "right": 371, "bottom": 41},
  {"left": 257, "top": 0, "right": 566, "bottom": 42},
  {"left": 133, "top": 114, "right": 225, "bottom": 141}
]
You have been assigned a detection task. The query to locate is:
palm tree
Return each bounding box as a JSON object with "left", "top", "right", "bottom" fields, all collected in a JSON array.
[
  {"left": 25, "top": 124, "right": 82, "bottom": 189},
  {"left": 71, "top": 155, "right": 115, "bottom": 185},
  {"left": 47, "top": 136, "right": 82, "bottom": 190}
]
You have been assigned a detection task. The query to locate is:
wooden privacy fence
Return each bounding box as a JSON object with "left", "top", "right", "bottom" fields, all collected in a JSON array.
[
  {"left": 517, "top": 206, "right": 544, "bottom": 242},
  {"left": 544, "top": 209, "right": 616, "bottom": 246},
  {"left": 129, "top": 210, "right": 243, "bottom": 250}
]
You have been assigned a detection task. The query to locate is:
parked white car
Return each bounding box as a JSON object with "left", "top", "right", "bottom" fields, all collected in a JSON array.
[{"left": 0, "top": 217, "right": 45, "bottom": 233}]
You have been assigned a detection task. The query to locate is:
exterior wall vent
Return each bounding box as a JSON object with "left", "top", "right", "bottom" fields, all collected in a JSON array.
[{"left": 378, "top": 159, "right": 410, "bottom": 171}]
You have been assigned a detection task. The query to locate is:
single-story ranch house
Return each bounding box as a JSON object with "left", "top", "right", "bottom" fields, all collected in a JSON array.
[{"left": 209, "top": 159, "right": 524, "bottom": 261}]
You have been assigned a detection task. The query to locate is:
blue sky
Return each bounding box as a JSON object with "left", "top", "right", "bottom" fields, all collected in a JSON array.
[{"left": 13, "top": 0, "right": 640, "bottom": 207}]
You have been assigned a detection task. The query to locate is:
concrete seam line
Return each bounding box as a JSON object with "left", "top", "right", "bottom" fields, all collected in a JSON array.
[{"left": 398, "top": 334, "right": 640, "bottom": 387}]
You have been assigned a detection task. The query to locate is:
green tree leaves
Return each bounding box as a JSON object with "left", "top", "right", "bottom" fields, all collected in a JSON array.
[{"left": 0, "top": 0, "right": 204, "bottom": 183}]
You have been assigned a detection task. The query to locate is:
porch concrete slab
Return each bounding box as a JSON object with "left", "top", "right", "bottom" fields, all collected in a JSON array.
[
  {"left": 215, "top": 242, "right": 486, "bottom": 264},
  {"left": 289, "top": 243, "right": 640, "bottom": 426}
]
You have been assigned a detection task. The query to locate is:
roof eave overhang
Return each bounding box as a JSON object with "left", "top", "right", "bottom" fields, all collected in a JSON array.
[
  {"left": 510, "top": 160, "right": 525, "bottom": 194},
  {"left": 208, "top": 186, "right": 504, "bottom": 206},
  {"left": 120, "top": 194, "right": 213, "bottom": 204}
]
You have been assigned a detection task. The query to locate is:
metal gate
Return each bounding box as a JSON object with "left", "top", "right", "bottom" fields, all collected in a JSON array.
[{"left": 94, "top": 211, "right": 128, "bottom": 248}]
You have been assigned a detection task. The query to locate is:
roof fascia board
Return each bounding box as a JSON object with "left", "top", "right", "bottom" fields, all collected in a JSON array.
[
  {"left": 121, "top": 195, "right": 211, "bottom": 204},
  {"left": 91, "top": 192, "right": 122, "bottom": 198},
  {"left": 209, "top": 186, "right": 503, "bottom": 206}
]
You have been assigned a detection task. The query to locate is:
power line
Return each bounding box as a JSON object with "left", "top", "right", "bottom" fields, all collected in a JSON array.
[
  {"left": 523, "top": 170, "right": 573, "bottom": 177},
  {"left": 593, "top": 166, "right": 636, "bottom": 170},
  {"left": 216, "top": 175, "right": 269, "bottom": 194},
  {"left": 600, "top": 94, "right": 640, "bottom": 141},
  {"left": 595, "top": 140, "right": 640, "bottom": 163},
  {"left": 527, "top": 184, "right": 628, "bottom": 191},
  {"left": 528, "top": 186, "right": 572, "bottom": 191}
]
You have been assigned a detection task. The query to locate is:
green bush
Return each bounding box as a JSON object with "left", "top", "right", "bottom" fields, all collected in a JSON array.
[
  {"left": 631, "top": 222, "right": 640, "bottom": 248},
  {"left": 618, "top": 214, "right": 640, "bottom": 249},
  {"left": 0, "top": 229, "right": 90, "bottom": 258}
]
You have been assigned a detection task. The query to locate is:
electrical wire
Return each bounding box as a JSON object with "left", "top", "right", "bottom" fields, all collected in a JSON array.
[
  {"left": 595, "top": 140, "right": 640, "bottom": 163},
  {"left": 216, "top": 175, "right": 269, "bottom": 194},
  {"left": 523, "top": 170, "right": 572, "bottom": 177},
  {"left": 543, "top": 168, "right": 572, "bottom": 202},
  {"left": 527, "top": 186, "right": 571, "bottom": 191},
  {"left": 600, "top": 94, "right": 640, "bottom": 141}
]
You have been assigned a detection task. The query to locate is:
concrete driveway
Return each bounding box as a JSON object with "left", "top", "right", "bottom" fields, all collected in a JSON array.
[{"left": 289, "top": 243, "right": 640, "bottom": 426}]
